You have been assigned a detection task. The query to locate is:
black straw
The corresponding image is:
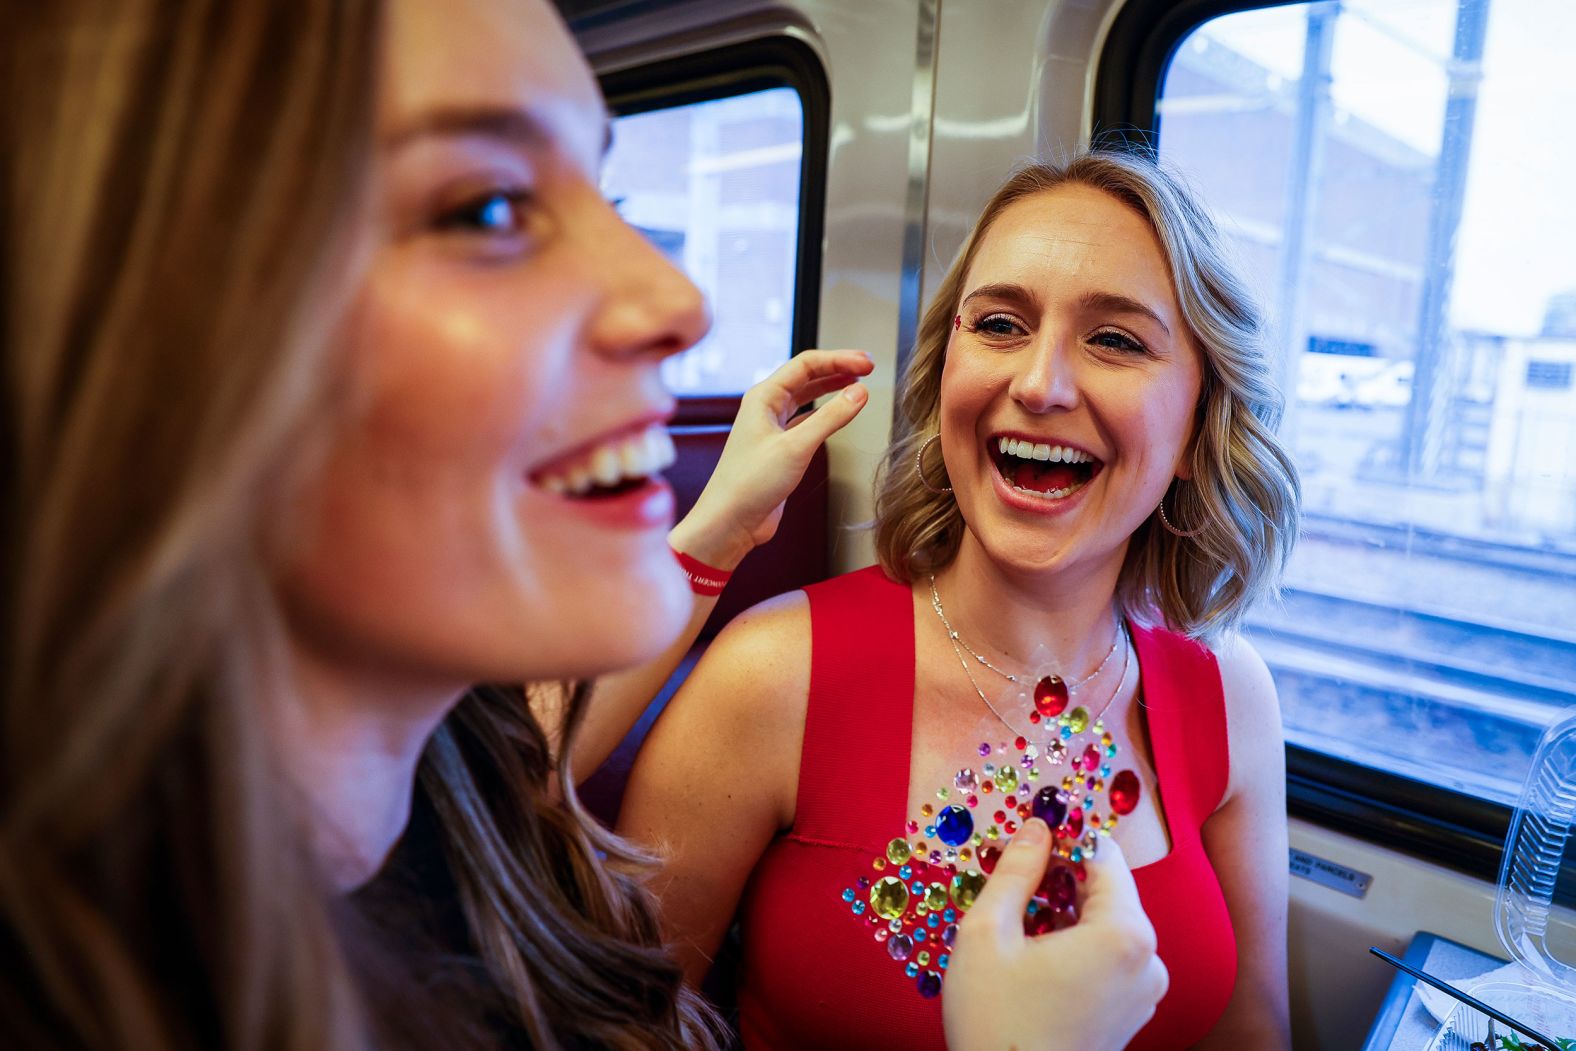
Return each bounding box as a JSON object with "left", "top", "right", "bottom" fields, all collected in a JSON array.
[{"left": 1369, "top": 946, "right": 1564, "bottom": 1049}]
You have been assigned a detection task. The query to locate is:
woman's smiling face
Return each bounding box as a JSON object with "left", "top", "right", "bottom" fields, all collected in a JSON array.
[
  {"left": 938, "top": 184, "right": 1204, "bottom": 580},
  {"left": 276, "top": 0, "right": 710, "bottom": 690}
]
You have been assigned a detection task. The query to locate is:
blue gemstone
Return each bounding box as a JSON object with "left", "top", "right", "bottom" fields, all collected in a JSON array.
[
  {"left": 944, "top": 908, "right": 957, "bottom": 922},
  {"left": 927, "top": 914, "right": 940, "bottom": 928},
  {"left": 1032, "top": 786, "right": 1067, "bottom": 827},
  {"left": 842, "top": 888, "right": 855, "bottom": 902},
  {"left": 905, "top": 962, "right": 920, "bottom": 978},
  {"left": 852, "top": 901, "right": 866, "bottom": 915},
  {"left": 911, "top": 881, "right": 924, "bottom": 894},
  {"left": 1101, "top": 763, "right": 1112, "bottom": 778},
  {"left": 934, "top": 805, "right": 975, "bottom": 848},
  {"left": 939, "top": 954, "right": 950, "bottom": 969},
  {"left": 917, "top": 971, "right": 943, "bottom": 998},
  {"left": 899, "top": 865, "right": 912, "bottom": 880},
  {"left": 1060, "top": 726, "right": 1073, "bottom": 739}
]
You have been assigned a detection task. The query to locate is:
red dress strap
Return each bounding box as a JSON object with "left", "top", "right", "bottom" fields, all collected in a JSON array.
[
  {"left": 794, "top": 565, "right": 914, "bottom": 845},
  {"left": 1128, "top": 623, "right": 1230, "bottom": 842}
]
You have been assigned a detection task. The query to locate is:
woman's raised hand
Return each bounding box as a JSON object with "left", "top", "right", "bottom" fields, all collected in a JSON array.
[
  {"left": 942, "top": 820, "right": 1168, "bottom": 1051},
  {"left": 668, "top": 349, "right": 872, "bottom": 569}
]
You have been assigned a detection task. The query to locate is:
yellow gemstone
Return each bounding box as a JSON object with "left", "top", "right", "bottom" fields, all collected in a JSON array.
[
  {"left": 873, "top": 857, "right": 886, "bottom": 871},
  {"left": 1105, "top": 815, "right": 1118, "bottom": 830},
  {"left": 886, "top": 838, "right": 913, "bottom": 865},
  {"left": 925, "top": 883, "right": 948, "bottom": 911},
  {"left": 959, "top": 847, "right": 972, "bottom": 861},
  {"left": 921, "top": 803, "right": 935, "bottom": 818},
  {"left": 870, "top": 876, "right": 910, "bottom": 920},
  {"left": 1027, "top": 767, "right": 1041, "bottom": 782},
  {"left": 918, "top": 950, "right": 931, "bottom": 966},
  {"left": 985, "top": 825, "right": 1000, "bottom": 840},
  {"left": 1101, "top": 732, "right": 1114, "bottom": 747},
  {"left": 1067, "top": 707, "right": 1090, "bottom": 734},
  {"left": 937, "top": 787, "right": 950, "bottom": 800},
  {"left": 993, "top": 765, "right": 1019, "bottom": 793},
  {"left": 950, "top": 869, "right": 986, "bottom": 910}
]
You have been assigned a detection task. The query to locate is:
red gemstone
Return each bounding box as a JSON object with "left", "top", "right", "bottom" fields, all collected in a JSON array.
[
  {"left": 981, "top": 781, "right": 994, "bottom": 794},
  {"left": 1034, "top": 675, "right": 1069, "bottom": 718},
  {"left": 1036, "top": 863, "right": 1078, "bottom": 909},
  {"left": 1005, "top": 795, "right": 1017, "bottom": 808},
  {"left": 1062, "top": 807, "right": 1084, "bottom": 839},
  {"left": 1109, "top": 769, "right": 1141, "bottom": 815},
  {"left": 993, "top": 810, "right": 1007, "bottom": 824},
  {"left": 1003, "top": 820, "right": 1018, "bottom": 834},
  {"left": 1017, "top": 804, "right": 1031, "bottom": 819},
  {"left": 1028, "top": 711, "right": 1042, "bottom": 724},
  {"left": 1023, "top": 905, "right": 1059, "bottom": 936},
  {"left": 1014, "top": 736, "right": 1027, "bottom": 751},
  {"left": 978, "top": 845, "right": 1002, "bottom": 873}
]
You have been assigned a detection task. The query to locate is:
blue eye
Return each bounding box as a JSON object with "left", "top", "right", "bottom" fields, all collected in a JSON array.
[
  {"left": 973, "top": 313, "right": 1024, "bottom": 337},
  {"left": 436, "top": 190, "right": 532, "bottom": 235},
  {"left": 1090, "top": 329, "right": 1147, "bottom": 354}
]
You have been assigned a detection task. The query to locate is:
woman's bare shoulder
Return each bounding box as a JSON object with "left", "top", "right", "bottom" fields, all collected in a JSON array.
[{"left": 1207, "top": 632, "right": 1284, "bottom": 800}]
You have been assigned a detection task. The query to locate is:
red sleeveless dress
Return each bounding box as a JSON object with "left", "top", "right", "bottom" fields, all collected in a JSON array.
[{"left": 734, "top": 566, "right": 1237, "bottom": 1049}]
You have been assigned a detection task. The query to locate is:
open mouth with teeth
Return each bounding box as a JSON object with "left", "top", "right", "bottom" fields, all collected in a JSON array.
[
  {"left": 531, "top": 424, "right": 676, "bottom": 499},
  {"left": 989, "top": 435, "right": 1103, "bottom": 500}
]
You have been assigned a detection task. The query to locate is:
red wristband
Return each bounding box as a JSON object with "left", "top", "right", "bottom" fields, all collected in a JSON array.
[{"left": 672, "top": 547, "right": 732, "bottom": 596}]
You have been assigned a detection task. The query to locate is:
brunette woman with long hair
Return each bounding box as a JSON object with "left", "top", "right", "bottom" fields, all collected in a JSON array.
[{"left": 1, "top": 1, "right": 1165, "bottom": 1048}]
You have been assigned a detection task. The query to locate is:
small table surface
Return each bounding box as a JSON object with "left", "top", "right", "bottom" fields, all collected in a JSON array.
[{"left": 1362, "top": 931, "right": 1507, "bottom": 1051}]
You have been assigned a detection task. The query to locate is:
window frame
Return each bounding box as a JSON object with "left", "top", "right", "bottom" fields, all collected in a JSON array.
[
  {"left": 598, "top": 37, "right": 829, "bottom": 424},
  {"left": 1093, "top": 0, "right": 1570, "bottom": 896}
]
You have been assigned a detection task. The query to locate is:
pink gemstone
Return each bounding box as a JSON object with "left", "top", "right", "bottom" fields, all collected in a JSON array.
[
  {"left": 1079, "top": 743, "right": 1101, "bottom": 772},
  {"left": 1062, "top": 808, "right": 1084, "bottom": 839},
  {"left": 1110, "top": 770, "right": 1141, "bottom": 815},
  {"left": 1034, "top": 675, "right": 1069, "bottom": 718}
]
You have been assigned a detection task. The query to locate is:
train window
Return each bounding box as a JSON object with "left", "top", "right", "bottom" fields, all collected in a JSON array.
[
  {"left": 1148, "top": 0, "right": 1576, "bottom": 815},
  {"left": 598, "top": 40, "right": 827, "bottom": 418}
]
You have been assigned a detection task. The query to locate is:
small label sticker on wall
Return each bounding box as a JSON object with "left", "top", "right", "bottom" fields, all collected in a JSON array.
[{"left": 1289, "top": 848, "right": 1373, "bottom": 899}]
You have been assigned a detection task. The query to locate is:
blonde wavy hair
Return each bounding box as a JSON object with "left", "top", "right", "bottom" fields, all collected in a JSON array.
[
  {"left": 2, "top": 3, "right": 719, "bottom": 1049},
  {"left": 874, "top": 150, "right": 1300, "bottom": 640}
]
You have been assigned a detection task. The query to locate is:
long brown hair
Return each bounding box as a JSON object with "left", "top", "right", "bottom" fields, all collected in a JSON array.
[
  {"left": 874, "top": 151, "right": 1300, "bottom": 640},
  {"left": 1, "top": 2, "right": 719, "bottom": 1048}
]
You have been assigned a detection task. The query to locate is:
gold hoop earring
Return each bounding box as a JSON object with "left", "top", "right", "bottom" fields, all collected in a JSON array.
[
  {"left": 1157, "top": 488, "right": 1203, "bottom": 538},
  {"left": 915, "top": 434, "right": 953, "bottom": 495}
]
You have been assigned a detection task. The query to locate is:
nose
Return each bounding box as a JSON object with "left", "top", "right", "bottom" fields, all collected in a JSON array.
[
  {"left": 1008, "top": 332, "right": 1080, "bottom": 414},
  {"left": 581, "top": 194, "right": 711, "bottom": 363}
]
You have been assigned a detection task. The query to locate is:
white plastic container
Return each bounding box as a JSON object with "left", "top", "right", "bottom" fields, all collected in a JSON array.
[{"left": 1429, "top": 711, "right": 1576, "bottom": 1049}]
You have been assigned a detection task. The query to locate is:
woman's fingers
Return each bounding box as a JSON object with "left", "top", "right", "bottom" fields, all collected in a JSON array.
[
  {"left": 961, "top": 818, "right": 1054, "bottom": 941},
  {"left": 781, "top": 383, "right": 867, "bottom": 447},
  {"left": 1075, "top": 835, "right": 1145, "bottom": 924},
  {"left": 750, "top": 349, "right": 873, "bottom": 417}
]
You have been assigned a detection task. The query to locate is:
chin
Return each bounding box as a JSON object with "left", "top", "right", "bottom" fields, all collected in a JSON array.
[{"left": 536, "top": 555, "right": 693, "bottom": 680}]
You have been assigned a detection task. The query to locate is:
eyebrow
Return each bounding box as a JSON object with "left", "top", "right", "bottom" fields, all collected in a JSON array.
[
  {"left": 961, "top": 282, "right": 1171, "bottom": 338},
  {"left": 1078, "top": 291, "right": 1172, "bottom": 338},
  {"left": 960, "top": 282, "right": 1041, "bottom": 311},
  {"left": 383, "top": 104, "right": 614, "bottom": 156}
]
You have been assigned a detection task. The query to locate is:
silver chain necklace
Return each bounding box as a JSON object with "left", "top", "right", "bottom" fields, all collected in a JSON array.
[
  {"left": 928, "top": 575, "right": 1131, "bottom": 737},
  {"left": 928, "top": 575, "right": 1122, "bottom": 689}
]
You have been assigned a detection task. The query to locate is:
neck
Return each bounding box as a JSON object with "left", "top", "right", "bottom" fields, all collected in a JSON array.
[
  {"left": 932, "top": 531, "right": 1127, "bottom": 678},
  {"left": 276, "top": 639, "right": 466, "bottom": 892}
]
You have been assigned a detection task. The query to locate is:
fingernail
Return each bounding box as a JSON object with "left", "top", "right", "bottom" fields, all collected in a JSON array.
[
  {"left": 1016, "top": 818, "right": 1048, "bottom": 845},
  {"left": 843, "top": 383, "right": 867, "bottom": 403}
]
